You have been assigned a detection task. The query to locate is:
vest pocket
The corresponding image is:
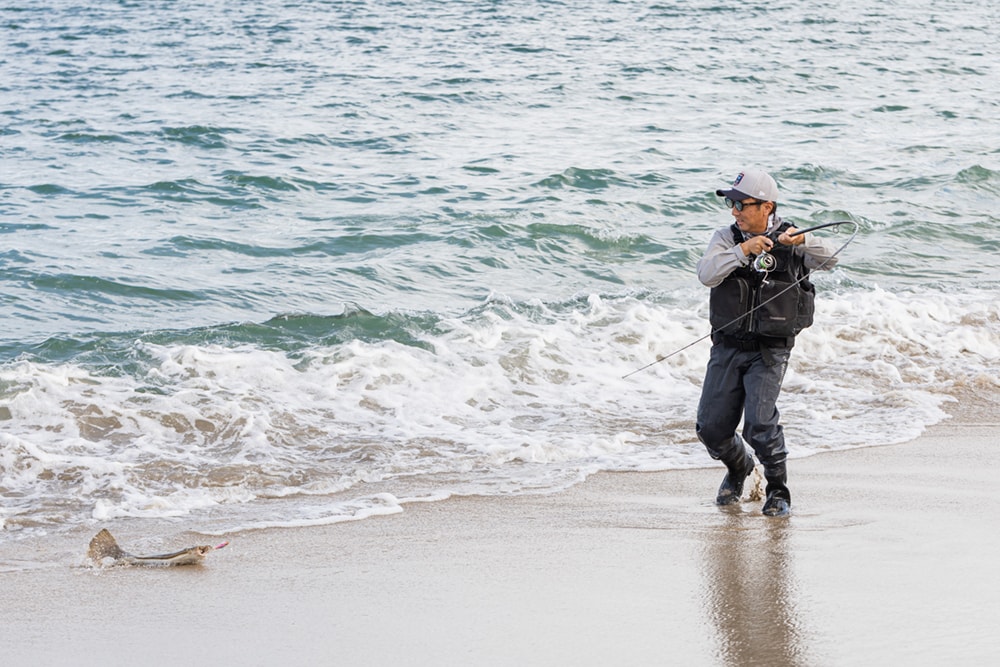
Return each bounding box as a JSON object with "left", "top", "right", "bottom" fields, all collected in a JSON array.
[
  {"left": 709, "top": 276, "right": 751, "bottom": 334},
  {"left": 754, "top": 278, "right": 814, "bottom": 337}
]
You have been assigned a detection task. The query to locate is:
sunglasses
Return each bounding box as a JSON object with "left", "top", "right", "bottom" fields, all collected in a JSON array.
[{"left": 725, "top": 198, "right": 766, "bottom": 212}]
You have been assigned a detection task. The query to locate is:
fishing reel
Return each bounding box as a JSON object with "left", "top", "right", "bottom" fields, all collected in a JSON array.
[
  {"left": 751, "top": 231, "right": 782, "bottom": 273},
  {"left": 752, "top": 251, "right": 777, "bottom": 272}
]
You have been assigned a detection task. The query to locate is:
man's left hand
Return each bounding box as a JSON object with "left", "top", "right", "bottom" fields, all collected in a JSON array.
[{"left": 778, "top": 228, "right": 805, "bottom": 245}]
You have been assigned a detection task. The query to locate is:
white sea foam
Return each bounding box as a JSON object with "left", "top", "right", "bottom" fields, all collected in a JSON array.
[{"left": 2, "top": 284, "right": 995, "bottom": 537}]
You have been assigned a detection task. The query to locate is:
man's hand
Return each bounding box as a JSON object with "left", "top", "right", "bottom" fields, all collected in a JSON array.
[
  {"left": 777, "top": 228, "right": 805, "bottom": 246},
  {"left": 741, "top": 235, "right": 774, "bottom": 256}
]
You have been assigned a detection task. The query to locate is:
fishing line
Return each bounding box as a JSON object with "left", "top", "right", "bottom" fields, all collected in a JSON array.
[{"left": 622, "top": 220, "right": 859, "bottom": 379}]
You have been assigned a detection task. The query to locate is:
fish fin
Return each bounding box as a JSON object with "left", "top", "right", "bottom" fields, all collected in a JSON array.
[{"left": 87, "top": 528, "right": 127, "bottom": 563}]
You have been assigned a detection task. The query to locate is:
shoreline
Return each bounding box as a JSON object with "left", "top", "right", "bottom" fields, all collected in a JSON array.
[{"left": 3, "top": 418, "right": 999, "bottom": 665}]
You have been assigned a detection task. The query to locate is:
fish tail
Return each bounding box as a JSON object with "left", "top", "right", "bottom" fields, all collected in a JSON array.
[{"left": 87, "top": 528, "right": 127, "bottom": 563}]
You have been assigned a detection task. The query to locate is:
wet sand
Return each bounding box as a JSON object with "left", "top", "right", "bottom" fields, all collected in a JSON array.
[{"left": 2, "top": 420, "right": 998, "bottom": 666}]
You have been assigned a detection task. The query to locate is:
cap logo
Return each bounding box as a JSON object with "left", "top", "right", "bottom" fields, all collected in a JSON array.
[{"left": 733, "top": 172, "right": 744, "bottom": 185}]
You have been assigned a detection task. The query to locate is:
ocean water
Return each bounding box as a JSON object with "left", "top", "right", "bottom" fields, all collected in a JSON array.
[{"left": 1, "top": 0, "right": 998, "bottom": 541}]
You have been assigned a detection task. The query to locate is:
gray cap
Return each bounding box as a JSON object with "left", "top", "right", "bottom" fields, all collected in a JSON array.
[{"left": 715, "top": 169, "right": 779, "bottom": 202}]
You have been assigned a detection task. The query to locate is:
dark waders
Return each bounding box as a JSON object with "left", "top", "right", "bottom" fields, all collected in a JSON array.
[{"left": 696, "top": 335, "right": 792, "bottom": 510}]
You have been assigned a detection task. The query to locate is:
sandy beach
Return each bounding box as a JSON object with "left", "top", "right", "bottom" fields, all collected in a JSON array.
[{"left": 3, "top": 417, "right": 998, "bottom": 666}]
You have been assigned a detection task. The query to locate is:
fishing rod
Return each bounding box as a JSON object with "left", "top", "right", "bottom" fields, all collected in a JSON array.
[{"left": 622, "top": 220, "right": 859, "bottom": 380}]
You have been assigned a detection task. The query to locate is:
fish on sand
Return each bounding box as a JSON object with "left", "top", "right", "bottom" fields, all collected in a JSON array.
[{"left": 87, "top": 528, "right": 229, "bottom": 567}]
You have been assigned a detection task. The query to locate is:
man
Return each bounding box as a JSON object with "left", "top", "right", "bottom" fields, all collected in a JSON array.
[{"left": 695, "top": 169, "right": 839, "bottom": 516}]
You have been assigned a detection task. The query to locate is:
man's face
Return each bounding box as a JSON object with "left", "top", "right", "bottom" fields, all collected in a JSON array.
[{"left": 731, "top": 197, "right": 773, "bottom": 235}]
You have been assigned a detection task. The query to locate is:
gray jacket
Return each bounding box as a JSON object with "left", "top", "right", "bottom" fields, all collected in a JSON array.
[{"left": 696, "top": 216, "right": 840, "bottom": 288}]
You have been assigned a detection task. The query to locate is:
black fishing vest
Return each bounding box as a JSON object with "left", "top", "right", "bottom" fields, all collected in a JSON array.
[{"left": 709, "top": 222, "right": 815, "bottom": 340}]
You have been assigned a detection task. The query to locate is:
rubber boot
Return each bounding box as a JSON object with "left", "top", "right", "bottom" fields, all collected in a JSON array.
[
  {"left": 715, "top": 448, "right": 755, "bottom": 506},
  {"left": 762, "top": 465, "right": 791, "bottom": 517}
]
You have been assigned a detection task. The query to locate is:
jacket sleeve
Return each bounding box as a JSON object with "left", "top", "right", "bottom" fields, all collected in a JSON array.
[
  {"left": 696, "top": 228, "right": 749, "bottom": 287},
  {"left": 798, "top": 232, "right": 840, "bottom": 271}
]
